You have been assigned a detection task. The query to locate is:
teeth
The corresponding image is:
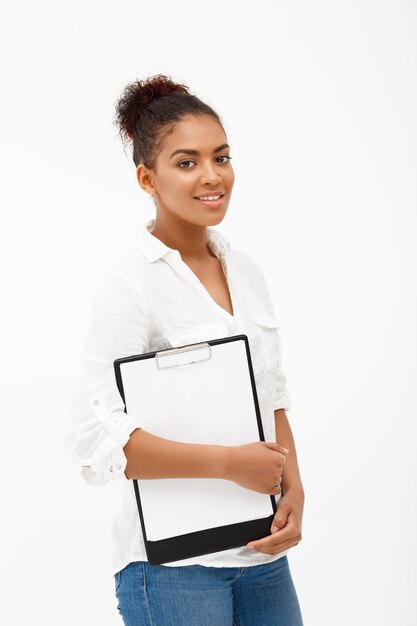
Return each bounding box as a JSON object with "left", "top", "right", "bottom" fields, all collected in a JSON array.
[{"left": 197, "top": 195, "right": 222, "bottom": 200}]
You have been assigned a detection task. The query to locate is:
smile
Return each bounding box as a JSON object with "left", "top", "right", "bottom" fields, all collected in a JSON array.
[{"left": 194, "top": 192, "right": 225, "bottom": 201}]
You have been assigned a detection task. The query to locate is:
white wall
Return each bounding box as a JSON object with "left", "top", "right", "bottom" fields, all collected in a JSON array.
[{"left": 1, "top": 1, "right": 416, "bottom": 624}]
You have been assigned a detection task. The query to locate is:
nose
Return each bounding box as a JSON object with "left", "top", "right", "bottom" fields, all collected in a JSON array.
[{"left": 199, "top": 160, "right": 222, "bottom": 185}]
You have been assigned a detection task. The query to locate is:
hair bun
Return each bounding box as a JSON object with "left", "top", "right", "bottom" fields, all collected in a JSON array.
[{"left": 114, "top": 74, "right": 190, "bottom": 144}]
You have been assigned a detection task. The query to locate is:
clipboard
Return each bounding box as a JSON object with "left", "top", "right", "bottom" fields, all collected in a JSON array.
[{"left": 113, "top": 334, "right": 277, "bottom": 565}]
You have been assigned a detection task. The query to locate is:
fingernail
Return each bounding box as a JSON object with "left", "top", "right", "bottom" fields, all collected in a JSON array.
[
  {"left": 282, "top": 447, "right": 289, "bottom": 453},
  {"left": 271, "top": 526, "right": 278, "bottom": 533}
]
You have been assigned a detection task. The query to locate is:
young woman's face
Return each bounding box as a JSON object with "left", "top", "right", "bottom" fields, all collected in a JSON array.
[{"left": 140, "top": 114, "right": 234, "bottom": 228}]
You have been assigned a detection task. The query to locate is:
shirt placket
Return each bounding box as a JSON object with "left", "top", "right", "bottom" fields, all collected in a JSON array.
[{"left": 164, "top": 251, "right": 240, "bottom": 329}]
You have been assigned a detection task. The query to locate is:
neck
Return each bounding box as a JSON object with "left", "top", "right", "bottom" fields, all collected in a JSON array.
[{"left": 150, "top": 214, "right": 216, "bottom": 261}]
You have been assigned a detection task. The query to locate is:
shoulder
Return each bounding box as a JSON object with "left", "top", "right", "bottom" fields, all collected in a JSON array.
[
  {"left": 92, "top": 246, "right": 149, "bottom": 307},
  {"left": 106, "top": 245, "right": 148, "bottom": 281},
  {"left": 104, "top": 240, "right": 154, "bottom": 286}
]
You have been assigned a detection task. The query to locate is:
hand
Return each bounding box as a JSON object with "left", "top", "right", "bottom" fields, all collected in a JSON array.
[
  {"left": 225, "top": 441, "right": 288, "bottom": 495},
  {"left": 246, "top": 489, "right": 304, "bottom": 555}
]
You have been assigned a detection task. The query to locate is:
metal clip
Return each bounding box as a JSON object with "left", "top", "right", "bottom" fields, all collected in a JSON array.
[{"left": 155, "top": 342, "right": 212, "bottom": 369}]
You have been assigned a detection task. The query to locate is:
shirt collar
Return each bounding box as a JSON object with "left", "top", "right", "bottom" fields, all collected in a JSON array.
[{"left": 138, "top": 218, "right": 231, "bottom": 263}]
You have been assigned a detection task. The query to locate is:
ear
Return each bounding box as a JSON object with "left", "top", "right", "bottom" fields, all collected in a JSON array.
[{"left": 136, "top": 163, "right": 157, "bottom": 195}]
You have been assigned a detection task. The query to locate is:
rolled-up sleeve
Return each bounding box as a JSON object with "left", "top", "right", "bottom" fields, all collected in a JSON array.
[
  {"left": 63, "top": 273, "right": 149, "bottom": 486},
  {"left": 272, "top": 327, "right": 292, "bottom": 412},
  {"left": 255, "top": 263, "right": 292, "bottom": 412}
]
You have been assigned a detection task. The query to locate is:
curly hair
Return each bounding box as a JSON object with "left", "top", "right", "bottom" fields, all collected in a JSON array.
[{"left": 114, "top": 74, "right": 224, "bottom": 170}]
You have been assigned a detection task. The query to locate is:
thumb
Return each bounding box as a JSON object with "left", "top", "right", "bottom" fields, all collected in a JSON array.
[
  {"left": 263, "top": 441, "right": 289, "bottom": 455},
  {"left": 270, "top": 503, "right": 290, "bottom": 533}
]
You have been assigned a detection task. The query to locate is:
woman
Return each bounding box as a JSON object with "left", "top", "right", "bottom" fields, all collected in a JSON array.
[{"left": 65, "top": 74, "right": 305, "bottom": 626}]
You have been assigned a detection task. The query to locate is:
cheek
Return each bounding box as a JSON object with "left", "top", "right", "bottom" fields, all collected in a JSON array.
[
  {"left": 163, "top": 172, "right": 196, "bottom": 197},
  {"left": 225, "top": 167, "right": 235, "bottom": 187}
]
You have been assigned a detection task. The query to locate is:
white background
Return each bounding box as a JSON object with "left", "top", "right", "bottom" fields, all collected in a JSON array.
[{"left": 1, "top": 1, "right": 416, "bottom": 624}]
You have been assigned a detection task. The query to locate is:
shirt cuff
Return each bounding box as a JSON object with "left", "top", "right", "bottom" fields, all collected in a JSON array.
[
  {"left": 273, "top": 386, "right": 292, "bottom": 412},
  {"left": 75, "top": 394, "right": 141, "bottom": 486}
]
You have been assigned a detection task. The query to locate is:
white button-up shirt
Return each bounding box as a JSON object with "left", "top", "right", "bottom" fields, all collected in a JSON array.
[{"left": 64, "top": 218, "right": 292, "bottom": 575}]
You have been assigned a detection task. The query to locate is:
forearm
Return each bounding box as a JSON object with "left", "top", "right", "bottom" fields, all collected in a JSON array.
[
  {"left": 274, "top": 409, "right": 304, "bottom": 496},
  {"left": 123, "top": 428, "right": 227, "bottom": 480}
]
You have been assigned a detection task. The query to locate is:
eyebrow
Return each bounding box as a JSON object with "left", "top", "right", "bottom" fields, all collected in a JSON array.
[{"left": 169, "top": 143, "right": 230, "bottom": 160}]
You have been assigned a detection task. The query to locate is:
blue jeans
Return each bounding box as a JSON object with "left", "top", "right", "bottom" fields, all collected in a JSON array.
[{"left": 114, "top": 555, "right": 304, "bottom": 625}]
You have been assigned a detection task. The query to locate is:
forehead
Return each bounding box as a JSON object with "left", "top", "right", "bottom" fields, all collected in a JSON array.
[{"left": 161, "top": 115, "right": 226, "bottom": 153}]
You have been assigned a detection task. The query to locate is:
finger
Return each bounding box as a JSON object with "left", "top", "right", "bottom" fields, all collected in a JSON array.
[
  {"left": 254, "top": 537, "right": 300, "bottom": 555},
  {"left": 247, "top": 533, "right": 297, "bottom": 554},
  {"left": 264, "top": 442, "right": 289, "bottom": 456},
  {"left": 270, "top": 511, "right": 289, "bottom": 534},
  {"left": 270, "top": 502, "right": 291, "bottom": 533},
  {"left": 247, "top": 518, "right": 295, "bottom": 549}
]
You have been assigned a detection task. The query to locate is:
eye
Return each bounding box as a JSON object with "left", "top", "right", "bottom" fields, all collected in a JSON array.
[
  {"left": 216, "top": 155, "right": 233, "bottom": 164},
  {"left": 178, "top": 160, "right": 196, "bottom": 169},
  {"left": 177, "top": 155, "right": 233, "bottom": 169}
]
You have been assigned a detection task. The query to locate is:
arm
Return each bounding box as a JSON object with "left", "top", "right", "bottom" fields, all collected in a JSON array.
[
  {"left": 246, "top": 409, "right": 304, "bottom": 553},
  {"left": 274, "top": 408, "right": 304, "bottom": 498},
  {"left": 64, "top": 273, "right": 151, "bottom": 486},
  {"left": 124, "top": 428, "right": 289, "bottom": 494},
  {"left": 123, "top": 429, "right": 227, "bottom": 480}
]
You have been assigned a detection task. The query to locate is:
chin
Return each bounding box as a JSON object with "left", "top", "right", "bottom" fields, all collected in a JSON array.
[{"left": 206, "top": 211, "right": 228, "bottom": 226}]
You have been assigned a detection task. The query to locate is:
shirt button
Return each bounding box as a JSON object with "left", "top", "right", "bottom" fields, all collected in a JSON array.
[
  {"left": 109, "top": 466, "right": 114, "bottom": 473},
  {"left": 93, "top": 399, "right": 100, "bottom": 406}
]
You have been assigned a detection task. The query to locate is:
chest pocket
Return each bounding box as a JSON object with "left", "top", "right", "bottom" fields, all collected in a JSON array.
[
  {"left": 167, "top": 321, "right": 229, "bottom": 348},
  {"left": 252, "top": 310, "right": 281, "bottom": 376}
]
